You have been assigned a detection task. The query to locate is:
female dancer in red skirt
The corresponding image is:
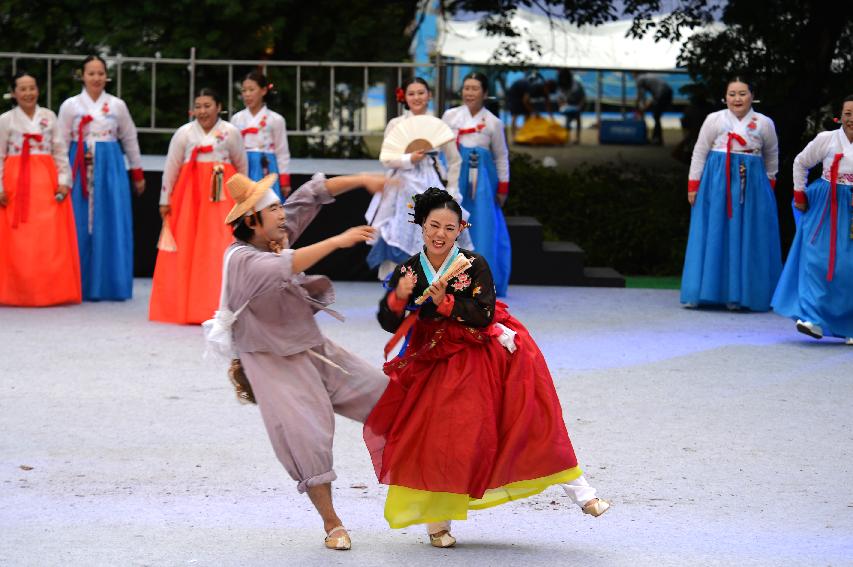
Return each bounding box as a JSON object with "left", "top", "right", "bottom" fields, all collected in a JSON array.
[
  {"left": 0, "top": 71, "right": 80, "bottom": 306},
  {"left": 364, "top": 187, "right": 609, "bottom": 548}
]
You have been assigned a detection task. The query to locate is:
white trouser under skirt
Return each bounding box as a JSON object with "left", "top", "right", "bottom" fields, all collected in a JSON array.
[{"left": 426, "top": 475, "right": 598, "bottom": 534}]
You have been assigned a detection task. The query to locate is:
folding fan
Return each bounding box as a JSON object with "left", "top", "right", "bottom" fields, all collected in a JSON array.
[{"left": 379, "top": 115, "right": 455, "bottom": 163}]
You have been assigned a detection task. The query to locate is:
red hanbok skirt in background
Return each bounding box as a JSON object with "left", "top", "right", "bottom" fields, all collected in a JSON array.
[
  {"left": 364, "top": 302, "right": 582, "bottom": 528},
  {"left": 0, "top": 155, "right": 81, "bottom": 306},
  {"left": 149, "top": 162, "right": 237, "bottom": 324}
]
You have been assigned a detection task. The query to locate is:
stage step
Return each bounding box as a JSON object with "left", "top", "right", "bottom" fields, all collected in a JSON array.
[{"left": 506, "top": 216, "right": 625, "bottom": 287}]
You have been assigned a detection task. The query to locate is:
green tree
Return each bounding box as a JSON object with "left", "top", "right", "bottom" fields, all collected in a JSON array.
[
  {"left": 442, "top": 0, "right": 853, "bottom": 242},
  {"left": 0, "top": 0, "right": 420, "bottom": 154}
]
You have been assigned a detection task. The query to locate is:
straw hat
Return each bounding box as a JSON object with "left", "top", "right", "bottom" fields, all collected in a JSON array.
[{"left": 224, "top": 173, "right": 279, "bottom": 224}]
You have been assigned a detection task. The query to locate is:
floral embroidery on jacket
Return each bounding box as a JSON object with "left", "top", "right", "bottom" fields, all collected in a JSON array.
[
  {"left": 400, "top": 265, "right": 418, "bottom": 284},
  {"left": 101, "top": 102, "right": 110, "bottom": 115},
  {"left": 450, "top": 272, "right": 471, "bottom": 291}
]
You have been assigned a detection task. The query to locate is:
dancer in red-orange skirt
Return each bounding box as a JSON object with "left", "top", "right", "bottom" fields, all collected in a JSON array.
[
  {"left": 364, "top": 188, "right": 609, "bottom": 548},
  {"left": 149, "top": 87, "right": 247, "bottom": 324},
  {"left": 0, "top": 71, "right": 80, "bottom": 307}
]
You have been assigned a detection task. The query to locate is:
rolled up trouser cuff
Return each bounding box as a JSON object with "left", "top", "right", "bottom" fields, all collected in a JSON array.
[{"left": 297, "top": 470, "right": 338, "bottom": 494}]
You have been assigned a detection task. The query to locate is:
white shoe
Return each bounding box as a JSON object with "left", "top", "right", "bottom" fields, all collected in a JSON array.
[
  {"left": 796, "top": 319, "right": 823, "bottom": 339},
  {"left": 845, "top": 337, "right": 853, "bottom": 345},
  {"left": 683, "top": 302, "right": 698, "bottom": 309},
  {"left": 726, "top": 302, "right": 740, "bottom": 311}
]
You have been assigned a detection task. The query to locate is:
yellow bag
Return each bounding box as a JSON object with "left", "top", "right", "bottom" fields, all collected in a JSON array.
[{"left": 514, "top": 116, "right": 569, "bottom": 145}]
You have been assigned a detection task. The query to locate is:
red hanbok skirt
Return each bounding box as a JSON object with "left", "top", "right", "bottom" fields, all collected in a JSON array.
[
  {"left": 364, "top": 302, "right": 582, "bottom": 528},
  {"left": 149, "top": 161, "right": 237, "bottom": 324},
  {"left": 0, "top": 155, "right": 81, "bottom": 306}
]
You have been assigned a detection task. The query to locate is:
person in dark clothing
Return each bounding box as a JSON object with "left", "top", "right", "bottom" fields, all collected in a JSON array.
[{"left": 633, "top": 72, "right": 673, "bottom": 145}]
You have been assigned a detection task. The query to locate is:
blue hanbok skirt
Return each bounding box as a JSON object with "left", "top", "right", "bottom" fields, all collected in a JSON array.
[
  {"left": 680, "top": 151, "right": 781, "bottom": 310},
  {"left": 459, "top": 146, "right": 511, "bottom": 297},
  {"left": 69, "top": 140, "right": 134, "bottom": 301},
  {"left": 246, "top": 151, "right": 283, "bottom": 199},
  {"left": 771, "top": 178, "right": 853, "bottom": 338}
]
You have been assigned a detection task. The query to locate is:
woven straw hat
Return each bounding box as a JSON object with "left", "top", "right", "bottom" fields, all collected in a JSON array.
[{"left": 224, "top": 173, "right": 279, "bottom": 224}]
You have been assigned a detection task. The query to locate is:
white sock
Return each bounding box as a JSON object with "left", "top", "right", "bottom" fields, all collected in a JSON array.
[{"left": 559, "top": 475, "right": 597, "bottom": 508}]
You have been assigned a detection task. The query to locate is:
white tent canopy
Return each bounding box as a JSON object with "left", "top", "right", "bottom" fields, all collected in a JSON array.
[{"left": 435, "top": 10, "right": 718, "bottom": 71}]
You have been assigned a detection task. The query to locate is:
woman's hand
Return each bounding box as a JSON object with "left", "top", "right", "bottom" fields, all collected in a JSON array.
[
  {"left": 794, "top": 201, "right": 808, "bottom": 212},
  {"left": 496, "top": 193, "right": 508, "bottom": 207},
  {"left": 332, "top": 225, "right": 376, "bottom": 248},
  {"left": 395, "top": 272, "right": 417, "bottom": 300},
  {"left": 0, "top": 192, "right": 7, "bottom": 207},
  {"left": 133, "top": 178, "right": 146, "bottom": 196},
  {"left": 410, "top": 149, "right": 427, "bottom": 164},
  {"left": 688, "top": 191, "right": 697, "bottom": 206},
  {"left": 56, "top": 185, "right": 70, "bottom": 199},
  {"left": 425, "top": 279, "right": 448, "bottom": 306},
  {"left": 159, "top": 204, "right": 171, "bottom": 219}
]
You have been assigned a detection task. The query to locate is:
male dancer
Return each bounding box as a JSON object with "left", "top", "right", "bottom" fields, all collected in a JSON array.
[{"left": 222, "top": 171, "right": 389, "bottom": 550}]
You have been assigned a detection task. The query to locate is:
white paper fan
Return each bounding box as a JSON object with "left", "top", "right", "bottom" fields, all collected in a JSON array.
[{"left": 379, "top": 115, "right": 455, "bottom": 163}]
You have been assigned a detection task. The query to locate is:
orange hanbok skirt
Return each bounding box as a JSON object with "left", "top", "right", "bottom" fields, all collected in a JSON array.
[
  {"left": 0, "top": 155, "right": 81, "bottom": 306},
  {"left": 148, "top": 162, "right": 237, "bottom": 324}
]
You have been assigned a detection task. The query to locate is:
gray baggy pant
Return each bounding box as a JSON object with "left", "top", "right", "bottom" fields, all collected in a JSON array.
[{"left": 241, "top": 338, "right": 388, "bottom": 493}]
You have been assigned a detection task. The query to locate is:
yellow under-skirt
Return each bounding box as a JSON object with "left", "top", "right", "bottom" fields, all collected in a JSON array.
[{"left": 384, "top": 466, "right": 583, "bottom": 529}]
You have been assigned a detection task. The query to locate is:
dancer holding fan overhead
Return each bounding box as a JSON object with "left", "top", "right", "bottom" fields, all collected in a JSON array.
[
  {"left": 366, "top": 77, "right": 472, "bottom": 281},
  {"left": 231, "top": 71, "right": 291, "bottom": 199},
  {"left": 364, "top": 188, "right": 609, "bottom": 549},
  {"left": 149, "top": 87, "right": 247, "bottom": 324},
  {"left": 442, "top": 72, "right": 512, "bottom": 297}
]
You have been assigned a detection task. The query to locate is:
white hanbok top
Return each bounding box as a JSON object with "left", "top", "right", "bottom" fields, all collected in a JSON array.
[
  {"left": 57, "top": 90, "right": 143, "bottom": 171},
  {"left": 688, "top": 109, "right": 779, "bottom": 186},
  {"left": 159, "top": 119, "right": 247, "bottom": 205},
  {"left": 230, "top": 105, "right": 290, "bottom": 177},
  {"left": 442, "top": 105, "right": 510, "bottom": 191},
  {"left": 0, "top": 105, "right": 71, "bottom": 194},
  {"left": 793, "top": 128, "right": 853, "bottom": 193}
]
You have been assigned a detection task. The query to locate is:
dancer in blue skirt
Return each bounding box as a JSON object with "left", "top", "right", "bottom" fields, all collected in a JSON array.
[
  {"left": 771, "top": 95, "right": 853, "bottom": 345},
  {"left": 231, "top": 71, "right": 291, "bottom": 199},
  {"left": 680, "top": 77, "right": 781, "bottom": 311},
  {"left": 58, "top": 55, "right": 145, "bottom": 301},
  {"left": 442, "top": 72, "right": 512, "bottom": 297}
]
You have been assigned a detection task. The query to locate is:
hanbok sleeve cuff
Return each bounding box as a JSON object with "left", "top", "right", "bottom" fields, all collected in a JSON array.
[
  {"left": 768, "top": 177, "right": 776, "bottom": 189},
  {"left": 436, "top": 294, "right": 455, "bottom": 317},
  {"left": 386, "top": 291, "right": 407, "bottom": 315},
  {"left": 279, "top": 173, "right": 291, "bottom": 187},
  {"left": 793, "top": 190, "right": 807, "bottom": 205},
  {"left": 688, "top": 179, "right": 700, "bottom": 193},
  {"left": 130, "top": 168, "right": 145, "bottom": 182},
  {"left": 497, "top": 181, "right": 509, "bottom": 196}
]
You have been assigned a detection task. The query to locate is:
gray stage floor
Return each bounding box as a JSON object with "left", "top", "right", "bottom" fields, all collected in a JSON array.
[{"left": 2, "top": 281, "right": 851, "bottom": 566}]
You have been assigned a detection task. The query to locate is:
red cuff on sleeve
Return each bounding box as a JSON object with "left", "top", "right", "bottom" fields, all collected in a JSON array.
[
  {"left": 386, "top": 291, "right": 407, "bottom": 315},
  {"left": 793, "top": 190, "right": 807, "bottom": 205},
  {"left": 130, "top": 168, "right": 145, "bottom": 182},
  {"left": 279, "top": 173, "right": 291, "bottom": 188},
  {"left": 497, "top": 181, "right": 509, "bottom": 196},
  {"left": 436, "top": 294, "right": 455, "bottom": 317},
  {"left": 687, "top": 179, "right": 700, "bottom": 193},
  {"left": 769, "top": 178, "right": 776, "bottom": 189}
]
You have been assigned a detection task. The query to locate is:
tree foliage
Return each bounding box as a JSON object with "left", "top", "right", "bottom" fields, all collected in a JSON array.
[
  {"left": 0, "top": 0, "right": 420, "bottom": 154},
  {"left": 442, "top": 0, "right": 852, "bottom": 244}
]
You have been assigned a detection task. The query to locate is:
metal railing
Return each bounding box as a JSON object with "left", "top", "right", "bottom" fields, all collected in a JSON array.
[
  {"left": 1, "top": 50, "right": 689, "bottom": 140},
  {"left": 0, "top": 50, "right": 439, "bottom": 138}
]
